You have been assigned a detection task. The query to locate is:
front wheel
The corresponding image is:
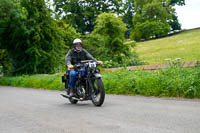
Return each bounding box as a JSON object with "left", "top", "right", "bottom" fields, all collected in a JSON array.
[{"left": 91, "top": 78, "right": 105, "bottom": 106}]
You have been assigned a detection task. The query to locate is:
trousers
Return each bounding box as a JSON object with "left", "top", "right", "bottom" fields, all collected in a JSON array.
[{"left": 68, "top": 68, "right": 87, "bottom": 89}]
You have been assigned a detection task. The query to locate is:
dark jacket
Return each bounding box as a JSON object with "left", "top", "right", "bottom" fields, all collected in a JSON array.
[{"left": 65, "top": 48, "right": 97, "bottom": 65}]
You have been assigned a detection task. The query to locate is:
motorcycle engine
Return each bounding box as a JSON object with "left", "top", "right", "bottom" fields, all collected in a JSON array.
[{"left": 76, "top": 85, "right": 85, "bottom": 98}]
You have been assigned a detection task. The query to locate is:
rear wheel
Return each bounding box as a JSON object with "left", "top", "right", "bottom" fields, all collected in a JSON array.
[{"left": 91, "top": 78, "right": 105, "bottom": 106}]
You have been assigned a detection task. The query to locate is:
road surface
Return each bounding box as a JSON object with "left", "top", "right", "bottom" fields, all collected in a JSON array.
[{"left": 0, "top": 86, "right": 200, "bottom": 133}]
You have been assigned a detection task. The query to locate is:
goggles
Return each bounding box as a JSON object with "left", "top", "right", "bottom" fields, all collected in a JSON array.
[{"left": 74, "top": 42, "right": 82, "bottom": 46}]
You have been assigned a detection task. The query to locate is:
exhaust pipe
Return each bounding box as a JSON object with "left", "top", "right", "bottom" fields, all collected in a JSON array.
[{"left": 61, "top": 94, "right": 70, "bottom": 98}]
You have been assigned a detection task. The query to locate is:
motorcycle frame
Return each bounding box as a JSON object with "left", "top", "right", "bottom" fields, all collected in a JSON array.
[{"left": 62, "top": 62, "right": 101, "bottom": 101}]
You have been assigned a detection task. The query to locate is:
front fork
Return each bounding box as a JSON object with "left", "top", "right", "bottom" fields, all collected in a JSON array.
[{"left": 88, "top": 76, "right": 97, "bottom": 96}]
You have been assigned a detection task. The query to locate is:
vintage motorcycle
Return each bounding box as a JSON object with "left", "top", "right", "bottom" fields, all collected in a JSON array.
[{"left": 61, "top": 60, "right": 105, "bottom": 106}]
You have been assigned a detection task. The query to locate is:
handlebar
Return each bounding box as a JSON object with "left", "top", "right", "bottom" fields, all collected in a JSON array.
[
  {"left": 67, "top": 60, "right": 102, "bottom": 70},
  {"left": 80, "top": 60, "right": 94, "bottom": 63}
]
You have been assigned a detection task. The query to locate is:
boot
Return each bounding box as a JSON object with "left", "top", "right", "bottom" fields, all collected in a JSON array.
[{"left": 69, "top": 88, "right": 75, "bottom": 97}]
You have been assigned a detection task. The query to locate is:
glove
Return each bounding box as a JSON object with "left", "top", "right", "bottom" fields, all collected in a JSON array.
[
  {"left": 97, "top": 61, "right": 103, "bottom": 65},
  {"left": 68, "top": 64, "right": 74, "bottom": 69}
]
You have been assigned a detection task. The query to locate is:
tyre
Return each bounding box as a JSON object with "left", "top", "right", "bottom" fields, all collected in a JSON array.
[
  {"left": 69, "top": 98, "right": 78, "bottom": 104},
  {"left": 91, "top": 78, "right": 105, "bottom": 106}
]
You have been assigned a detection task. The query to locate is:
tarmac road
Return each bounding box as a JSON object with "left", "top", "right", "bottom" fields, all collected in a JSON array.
[{"left": 0, "top": 86, "right": 200, "bottom": 133}]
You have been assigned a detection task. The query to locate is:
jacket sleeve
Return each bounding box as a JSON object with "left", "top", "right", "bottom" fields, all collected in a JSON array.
[
  {"left": 83, "top": 49, "right": 97, "bottom": 62},
  {"left": 65, "top": 50, "right": 72, "bottom": 65}
]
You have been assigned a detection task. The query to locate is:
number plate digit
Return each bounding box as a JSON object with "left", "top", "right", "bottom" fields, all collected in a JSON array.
[{"left": 89, "top": 62, "right": 96, "bottom": 68}]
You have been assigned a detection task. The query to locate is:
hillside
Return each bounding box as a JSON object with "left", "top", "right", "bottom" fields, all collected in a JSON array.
[{"left": 135, "top": 29, "right": 200, "bottom": 64}]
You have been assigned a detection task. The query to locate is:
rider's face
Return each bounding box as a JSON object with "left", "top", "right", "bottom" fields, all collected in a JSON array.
[{"left": 75, "top": 44, "right": 82, "bottom": 51}]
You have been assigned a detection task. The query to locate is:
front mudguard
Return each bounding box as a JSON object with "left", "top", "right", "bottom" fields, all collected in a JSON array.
[
  {"left": 94, "top": 73, "right": 102, "bottom": 79},
  {"left": 88, "top": 73, "right": 102, "bottom": 91}
]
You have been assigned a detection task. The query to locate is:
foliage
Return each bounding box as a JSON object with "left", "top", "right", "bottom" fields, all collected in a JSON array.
[
  {"left": 0, "top": 0, "right": 187, "bottom": 75},
  {"left": 54, "top": 0, "right": 124, "bottom": 34},
  {"left": 91, "top": 12, "right": 127, "bottom": 62},
  {"left": 56, "top": 20, "right": 81, "bottom": 48},
  {"left": 0, "top": 49, "right": 9, "bottom": 75},
  {"left": 55, "top": 20, "right": 81, "bottom": 72},
  {"left": 131, "top": 20, "right": 171, "bottom": 41},
  {"left": 53, "top": 0, "right": 185, "bottom": 39},
  {"left": 135, "top": 29, "right": 200, "bottom": 64},
  {"left": 170, "top": 0, "right": 185, "bottom": 6},
  {"left": 0, "top": 0, "right": 28, "bottom": 75},
  {"left": 1, "top": 67, "right": 200, "bottom": 98},
  {"left": 122, "top": 0, "right": 135, "bottom": 38},
  {"left": 169, "top": 14, "right": 181, "bottom": 31},
  {"left": 83, "top": 33, "right": 107, "bottom": 60},
  {"left": 131, "top": 0, "right": 172, "bottom": 41},
  {"left": 168, "top": 0, "right": 184, "bottom": 32},
  {"left": 0, "top": 0, "right": 67, "bottom": 75},
  {"left": 84, "top": 13, "right": 140, "bottom": 67},
  {"left": 103, "top": 67, "right": 200, "bottom": 98}
]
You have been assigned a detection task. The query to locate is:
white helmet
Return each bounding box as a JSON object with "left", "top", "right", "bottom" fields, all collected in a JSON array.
[{"left": 73, "top": 38, "right": 82, "bottom": 46}]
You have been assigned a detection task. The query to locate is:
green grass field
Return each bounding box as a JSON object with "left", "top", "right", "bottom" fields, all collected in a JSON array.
[{"left": 135, "top": 29, "right": 200, "bottom": 64}]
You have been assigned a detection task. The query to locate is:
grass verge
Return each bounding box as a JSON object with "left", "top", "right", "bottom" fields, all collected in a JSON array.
[
  {"left": 0, "top": 73, "right": 64, "bottom": 90},
  {"left": 0, "top": 67, "right": 200, "bottom": 98}
]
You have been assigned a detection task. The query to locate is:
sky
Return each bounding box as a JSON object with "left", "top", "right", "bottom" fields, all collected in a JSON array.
[{"left": 175, "top": 0, "right": 200, "bottom": 29}]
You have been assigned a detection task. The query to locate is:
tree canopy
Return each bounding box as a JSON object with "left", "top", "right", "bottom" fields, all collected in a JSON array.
[
  {"left": 170, "top": 0, "right": 185, "bottom": 6},
  {"left": 53, "top": 0, "right": 125, "bottom": 33},
  {"left": 84, "top": 13, "right": 139, "bottom": 67},
  {"left": 131, "top": 0, "right": 178, "bottom": 41},
  {"left": 0, "top": 0, "right": 70, "bottom": 75}
]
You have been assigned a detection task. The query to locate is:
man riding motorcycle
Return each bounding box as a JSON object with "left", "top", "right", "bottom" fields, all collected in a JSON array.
[{"left": 65, "top": 38, "right": 103, "bottom": 97}]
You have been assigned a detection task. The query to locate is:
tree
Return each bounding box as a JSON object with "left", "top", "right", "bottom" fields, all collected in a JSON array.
[
  {"left": 0, "top": 49, "right": 9, "bottom": 75},
  {"left": 53, "top": 0, "right": 124, "bottom": 34},
  {"left": 122, "top": 0, "right": 135, "bottom": 38},
  {"left": 170, "top": 0, "right": 185, "bottom": 6},
  {"left": 0, "top": 0, "right": 28, "bottom": 75},
  {"left": 131, "top": 0, "right": 172, "bottom": 41},
  {"left": 84, "top": 13, "right": 137, "bottom": 66},
  {"left": 0, "top": 0, "right": 66, "bottom": 75},
  {"left": 56, "top": 20, "right": 81, "bottom": 48},
  {"left": 169, "top": 0, "right": 185, "bottom": 31},
  {"left": 169, "top": 14, "right": 181, "bottom": 31}
]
